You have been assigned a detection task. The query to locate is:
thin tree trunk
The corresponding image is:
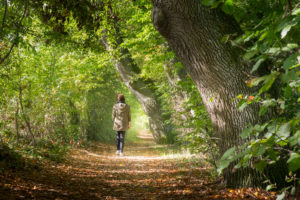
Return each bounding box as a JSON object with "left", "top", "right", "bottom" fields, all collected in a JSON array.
[
  {"left": 15, "top": 51, "right": 35, "bottom": 145},
  {"left": 151, "top": 0, "right": 270, "bottom": 187},
  {"left": 102, "top": 30, "right": 165, "bottom": 142},
  {"left": 15, "top": 100, "right": 20, "bottom": 141},
  {"left": 101, "top": 5, "right": 167, "bottom": 142},
  {"left": 19, "top": 86, "right": 35, "bottom": 145},
  {"left": 103, "top": 40, "right": 165, "bottom": 142}
]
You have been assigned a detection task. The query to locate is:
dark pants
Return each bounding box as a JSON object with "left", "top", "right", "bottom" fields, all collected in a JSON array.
[{"left": 116, "top": 131, "right": 125, "bottom": 153}]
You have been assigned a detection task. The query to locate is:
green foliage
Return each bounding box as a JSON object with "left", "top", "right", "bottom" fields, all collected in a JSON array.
[
  {"left": 217, "top": 147, "right": 236, "bottom": 174},
  {"left": 205, "top": 0, "right": 300, "bottom": 196},
  {"left": 0, "top": 13, "right": 125, "bottom": 160},
  {"left": 0, "top": 1, "right": 157, "bottom": 163},
  {"left": 0, "top": 0, "right": 29, "bottom": 64},
  {"left": 99, "top": 0, "right": 182, "bottom": 144},
  {"left": 170, "top": 76, "right": 217, "bottom": 166}
]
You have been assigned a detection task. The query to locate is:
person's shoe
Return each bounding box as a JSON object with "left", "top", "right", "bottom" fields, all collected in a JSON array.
[
  {"left": 119, "top": 152, "right": 123, "bottom": 157},
  {"left": 116, "top": 150, "right": 120, "bottom": 154}
]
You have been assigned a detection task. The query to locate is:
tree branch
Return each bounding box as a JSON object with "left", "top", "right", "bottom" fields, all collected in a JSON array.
[
  {"left": 16, "top": 0, "right": 28, "bottom": 29},
  {"left": 0, "top": 0, "right": 28, "bottom": 65},
  {"left": 1, "top": 0, "right": 8, "bottom": 34},
  {"left": 0, "top": 42, "right": 15, "bottom": 64},
  {"left": 283, "top": 0, "right": 293, "bottom": 18}
]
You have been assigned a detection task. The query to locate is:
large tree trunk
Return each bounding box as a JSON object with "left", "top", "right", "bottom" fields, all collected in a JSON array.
[
  {"left": 102, "top": 35, "right": 165, "bottom": 142},
  {"left": 151, "top": 0, "right": 267, "bottom": 187}
]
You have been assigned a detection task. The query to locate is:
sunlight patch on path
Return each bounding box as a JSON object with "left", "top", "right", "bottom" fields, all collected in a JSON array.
[
  {"left": 77, "top": 149, "right": 167, "bottom": 161},
  {"left": 117, "top": 156, "right": 163, "bottom": 160},
  {"left": 137, "top": 129, "right": 154, "bottom": 140}
]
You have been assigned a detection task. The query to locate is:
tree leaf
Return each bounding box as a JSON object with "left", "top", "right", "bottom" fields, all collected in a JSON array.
[
  {"left": 291, "top": 186, "right": 295, "bottom": 196},
  {"left": 283, "top": 54, "right": 297, "bottom": 71},
  {"left": 292, "top": 8, "right": 300, "bottom": 15},
  {"left": 254, "top": 123, "right": 268, "bottom": 132},
  {"left": 251, "top": 58, "right": 265, "bottom": 73},
  {"left": 256, "top": 145, "right": 267, "bottom": 156},
  {"left": 217, "top": 147, "right": 236, "bottom": 174},
  {"left": 281, "top": 70, "right": 299, "bottom": 83},
  {"left": 267, "top": 48, "right": 280, "bottom": 55},
  {"left": 259, "top": 106, "right": 267, "bottom": 116},
  {"left": 250, "top": 76, "right": 267, "bottom": 87},
  {"left": 282, "top": 43, "right": 298, "bottom": 51},
  {"left": 254, "top": 160, "right": 267, "bottom": 171},
  {"left": 221, "top": 0, "right": 234, "bottom": 14},
  {"left": 281, "top": 24, "right": 292, "bottom": 38},
  {"left": 262, "top": 99, "right": 277, "bottom": 107},
  {"left": 202, "top": 0, "right": 222, "bottom": 8},
  {"left": 241, "top": 127, "right": 252, "bottom": 139},
  {"left": 287, "top": 153, "right": 300, "bottom": 171},
  {"left": 276, "top": 123, "right": 290, "bottom": 140},
  {"left": 238, "top": 102, "right": 248, "bottom": 111},
  {"left": 222, "top": 147, "right": 236, "bottom": 159},
  {"left": 288, "top": 130, "right": 300, "bottom": 146},
  {"left": 243, "top": 50, "right": 257, "bottom": 60},
  {"left": 259, "top": 72, "right": 280, "bottom": 94},
  {"left": 276, "top": 192, "right": 285, "bottom": 200}
]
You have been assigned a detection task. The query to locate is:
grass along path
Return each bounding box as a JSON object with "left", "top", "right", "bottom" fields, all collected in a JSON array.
[{"left": 0, "top": 130, "right": 276, "bottom": 199}]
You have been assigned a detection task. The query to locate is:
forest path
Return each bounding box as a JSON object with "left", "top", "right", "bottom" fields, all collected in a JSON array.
[{"left": 0, "top": 130, "right": 275, "bottom": 200}]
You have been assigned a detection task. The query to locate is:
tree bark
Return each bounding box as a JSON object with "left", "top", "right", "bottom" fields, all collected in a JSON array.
[
  {"left": 15, "top": 101, "right": 20, "bottom": 141},
  {"left": 151, "top": 0, "right": 267, "bottom": 187},
  {"left": 102, "top": 36, "right": 165, "bottom": 142}
]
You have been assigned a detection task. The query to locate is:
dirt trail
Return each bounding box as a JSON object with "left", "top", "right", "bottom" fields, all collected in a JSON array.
[{"left": 0, "top": 131, "right": 275, "bottom": 199}]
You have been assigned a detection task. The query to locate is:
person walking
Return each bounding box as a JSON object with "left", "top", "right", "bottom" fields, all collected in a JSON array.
[{"left": 112, "top": 94, "right": 131, "bottom": 156}]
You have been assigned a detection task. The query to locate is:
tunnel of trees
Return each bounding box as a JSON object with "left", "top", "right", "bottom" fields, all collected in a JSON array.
[{"left": 0, "top": 0, "right": 299, "bottom": 198}]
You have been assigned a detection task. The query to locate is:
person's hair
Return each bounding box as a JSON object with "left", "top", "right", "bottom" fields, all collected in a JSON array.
[{"left": 117, "top": 94, "right": 125, "bottom": 103}]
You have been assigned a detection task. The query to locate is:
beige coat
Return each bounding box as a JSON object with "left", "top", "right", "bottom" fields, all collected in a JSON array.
[{"left": 112, "top": 103, "right": 131, "bottom": 131}]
